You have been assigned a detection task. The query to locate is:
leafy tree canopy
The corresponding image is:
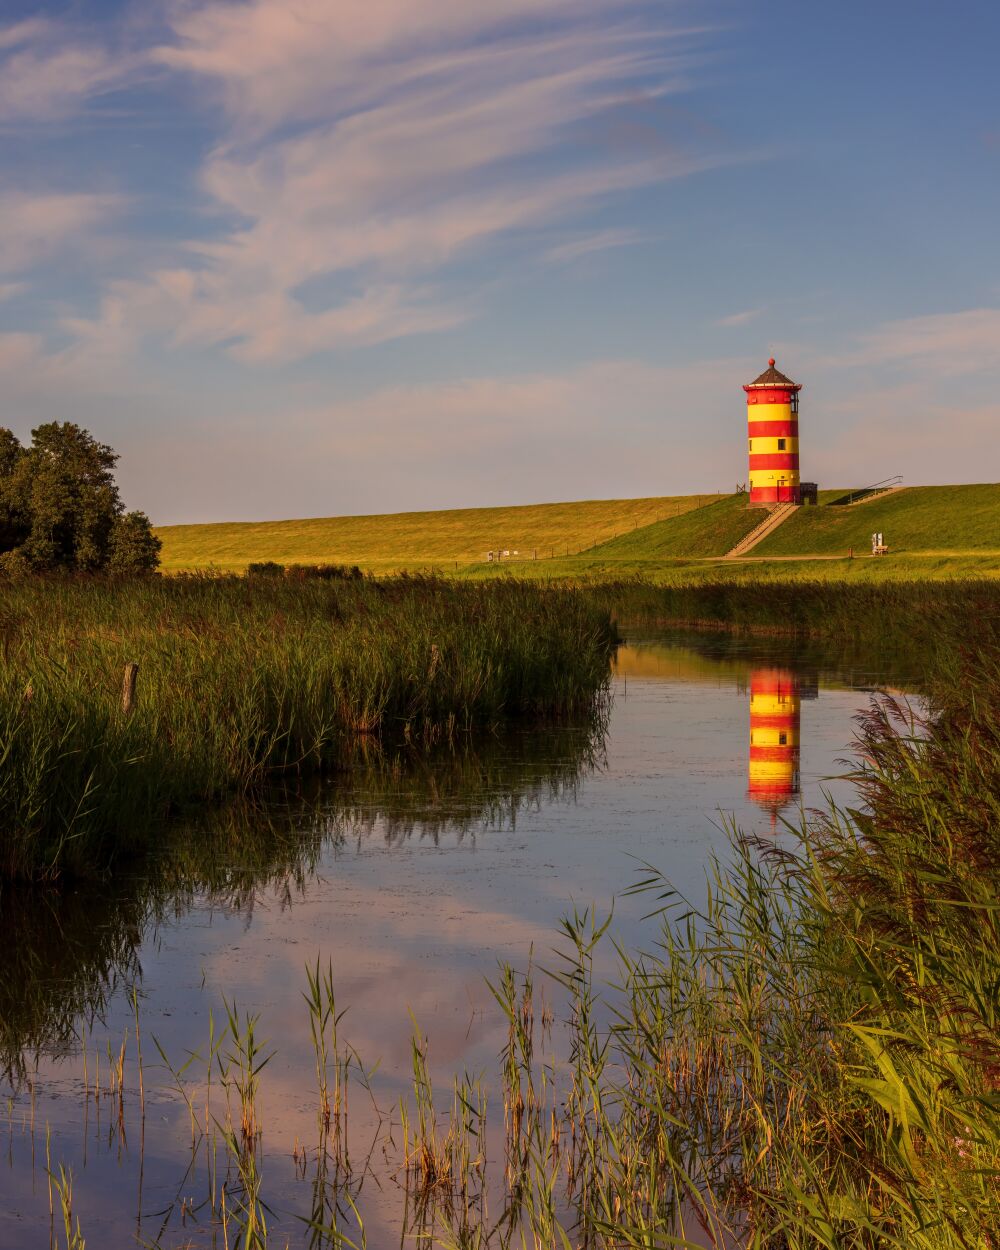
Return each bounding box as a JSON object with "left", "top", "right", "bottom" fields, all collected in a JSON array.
[{"left": 0, "top": 423, "right": 161, "bottom": 575}]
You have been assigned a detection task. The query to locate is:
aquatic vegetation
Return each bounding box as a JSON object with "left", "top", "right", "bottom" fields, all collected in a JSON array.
[
  {"left": 509, "top": 629, "right": 1000, "bottom": 1247},
  {"left": 0, "top": 716, "right": 609, "bottom": 1087},
  {"left": 30, "top": 669, "right": 1000, "bottom": 1245},
  {"left": 304, "top": 958, "right": 368, "bottom": 1172},
  {"left": 0, "top": 573, "right": 616, "bottom": 879},
  {"left": 582, "top": 576, "right": 998, "bottom": 671},
  {"left": 402, "top": 1016, "right": 454, "bottom": 1196},
  {"left": 10, "top": 605, "right": 999, "bottom": 1247},
  {"left": 50, "top": 1163, "right": 86, "bottom": 1250}
]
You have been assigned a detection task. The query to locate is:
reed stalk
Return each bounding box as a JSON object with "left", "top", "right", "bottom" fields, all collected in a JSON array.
[{"left": 0, "top": 574, "right": 616, "bottom": 879}]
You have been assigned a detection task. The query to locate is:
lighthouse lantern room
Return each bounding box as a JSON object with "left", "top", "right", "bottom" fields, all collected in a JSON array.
[{"left": 743, "top": 358, "right": 801, "bottom": 505}]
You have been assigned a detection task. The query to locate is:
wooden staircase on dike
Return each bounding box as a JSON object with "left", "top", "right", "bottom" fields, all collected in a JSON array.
[{"left": 724, "top": 502, "right": 799, "bottom": 559}]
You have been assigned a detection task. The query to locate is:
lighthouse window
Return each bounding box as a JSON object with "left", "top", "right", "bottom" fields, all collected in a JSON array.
[
  {"left": 779, "top": 732, "right": 787, "bottom": 745},
  {"left": 748, "top": 439, "right": 752, "bottom": 450},
  {"left": 791, "top": 392, "right": 799, "bottom": 414},
  {"left": 777, "top": 438, "right": 786, "bottom": 450}
]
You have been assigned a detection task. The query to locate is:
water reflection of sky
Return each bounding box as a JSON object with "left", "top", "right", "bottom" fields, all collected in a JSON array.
[{"left": 0, "top": 632, "right": 912, "bottom": 1250}]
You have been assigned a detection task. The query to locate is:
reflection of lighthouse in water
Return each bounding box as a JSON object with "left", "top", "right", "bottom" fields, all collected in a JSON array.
[{"left": 748, "top": 668, "right": 801, "bottom": 825}]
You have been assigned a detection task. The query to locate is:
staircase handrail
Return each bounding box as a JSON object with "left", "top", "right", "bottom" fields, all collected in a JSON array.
[
  {"left": 727, "top": 502, "right": 796, "bottom": 556},
  {"left": 839, "top": 475, "right": 903, "bottom": 506}
]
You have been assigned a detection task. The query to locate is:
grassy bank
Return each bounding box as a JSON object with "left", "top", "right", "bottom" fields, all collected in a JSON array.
[
  {"left": 462, "top": 551, "right": 1000, "bottom": 584},
  {"left": 754, "top": 481, "right": 1000, "bottom": 557},
  {"left": 0, "top": 574, "right": 616, "bottom": 880},
  {"left": 154, "top": 484, "right": 1000, "bottom": 579},
  {"left": 571, "top": 492, "right": 764, "bottom": 560},
  {"left": 155, "top": 494, "right": 718, "bottom": 573}
]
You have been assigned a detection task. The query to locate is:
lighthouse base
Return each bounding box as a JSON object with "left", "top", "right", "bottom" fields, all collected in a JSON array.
[{"left": 749, "top": 484, "right": 800, "bottom": 506}]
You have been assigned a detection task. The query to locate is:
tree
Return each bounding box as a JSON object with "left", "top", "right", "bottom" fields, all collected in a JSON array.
[
  {"left": 0, "top": 429, "right": 27, "bottom": 554},
  {"left": 0, "top": 422, "right": 160, "bottom": 574},
  {"left": 108, "top": 511, "right": 162, "bottom": 574}
]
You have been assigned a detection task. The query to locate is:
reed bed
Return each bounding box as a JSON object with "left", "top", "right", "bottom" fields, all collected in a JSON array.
[
  {"left": 585, "top": 575, "right": 997, "bottom": 650},
  {"left": 0, "top": 573, "right": 616, "bottom": 879}
]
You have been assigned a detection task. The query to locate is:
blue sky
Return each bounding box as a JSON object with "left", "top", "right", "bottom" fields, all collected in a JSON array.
[{"left": 1, "top": 0, "right": 998, "bottom": 523}]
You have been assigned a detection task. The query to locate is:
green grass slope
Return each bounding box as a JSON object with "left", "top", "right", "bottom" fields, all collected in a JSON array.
[
  {"left": 753, "top": 484, "right": 1000, "bottom": 558},
  {"left": 466, "top": 552, "right": 1000, "bottom": 584},
  {"left": 156, "top": 494, "right": 718, "bottom": 572},
  {"left": 572, "top": 494, "right": 764, "bottom": 561}
]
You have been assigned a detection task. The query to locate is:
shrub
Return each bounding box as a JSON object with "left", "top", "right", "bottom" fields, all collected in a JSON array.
[
  {"left": 285, "top": 563, "right": 364, "bottom": 580},
  {"left": 108, "top": 511, "right": 161, "bottom": 575}
]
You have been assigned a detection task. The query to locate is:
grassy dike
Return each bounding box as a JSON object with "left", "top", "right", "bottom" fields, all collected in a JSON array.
[
  {"left": 155, "top": 493, "right": 718, "bottom": 573},
  {"left": 0, "top": 574, "right": 616, "bottom": 880},
  {"left": 155, "top": 484, "right": 1000, "bottom": 578}
]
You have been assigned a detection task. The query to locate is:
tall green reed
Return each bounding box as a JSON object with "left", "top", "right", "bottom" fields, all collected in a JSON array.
[{"left": 0, "top": 574, "right": 616, "bottom": 878}]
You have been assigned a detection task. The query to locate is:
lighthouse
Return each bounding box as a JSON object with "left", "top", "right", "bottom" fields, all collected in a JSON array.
[
  {"left": 747, "top": 667, "right": 801, "bottom": 824},
  {"left": 743, "top": 358, "right": 801, "bottom": 505}
]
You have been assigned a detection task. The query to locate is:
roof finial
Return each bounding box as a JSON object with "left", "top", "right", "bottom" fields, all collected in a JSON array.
[{"left": 768, "top": 357, "right": 776, "bottom": 367}]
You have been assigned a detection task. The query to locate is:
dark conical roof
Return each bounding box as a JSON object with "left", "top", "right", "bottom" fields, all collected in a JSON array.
[{"left": 745, "top": 357, "right": 800, "bottom": 389}]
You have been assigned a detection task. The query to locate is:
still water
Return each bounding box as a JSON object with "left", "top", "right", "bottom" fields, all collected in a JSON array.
[{"left": 0, "top": 631, "right": 914, "bottom": 1248}]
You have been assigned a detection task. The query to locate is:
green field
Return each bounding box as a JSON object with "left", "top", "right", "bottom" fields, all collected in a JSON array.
[
  {"left": 466, "top": 550, "right": 1000, "bottom": 584},
  {"left": 464, "top": 484, "right": 1000, "bottom": 581},
  {"left": 156, "top": 484, "right": 1000, "bottom": 579},
  {"left": 752, "top": 483, "right": 1000, "bottom": 557},
  {"left": 155, "top": 494, "right": 720, "bottom": 572},
  {"left": 566, "top": 493, "right": 763, "bottom": 560}
]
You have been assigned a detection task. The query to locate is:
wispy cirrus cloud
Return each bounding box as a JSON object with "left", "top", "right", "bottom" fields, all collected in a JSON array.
[
  {"left": 544, "top": 227, "right": 649, "bottom": 265},
  {"left": 856, "top": 308, "right": 1000, "bottom": 374},
  {"left": 0, "top": 191, "right": 124, "bottom": 274},
  {"left": 56, "top": 1, "right": 727, "bottom": 363},
  {"left": 715, "top": 307, "right": 763, "bottom": 327},
  {"left": 0, "top": 19, "right": 49, "bottom": 52},
  {"left": 0, "top": 332, "right": 44, "bottom": 370},
  {"left": 154, "top": 0, "right": 687, "bottom": 137},
  {"left": 0, "top": 17, "right": 137, "bottom": 122}
]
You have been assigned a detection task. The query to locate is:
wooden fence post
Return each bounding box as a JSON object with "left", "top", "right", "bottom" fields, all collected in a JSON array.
[{"left": 122, "top": 662, "right": 139, "bottom": 715}]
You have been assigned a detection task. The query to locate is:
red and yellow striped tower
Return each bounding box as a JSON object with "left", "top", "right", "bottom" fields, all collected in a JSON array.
[
  {"left": 744, "top": 358, "right": 802, "bottom": 505},
  {"left": 748, "top": 667, "right": 801, "bottom": 825}
]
